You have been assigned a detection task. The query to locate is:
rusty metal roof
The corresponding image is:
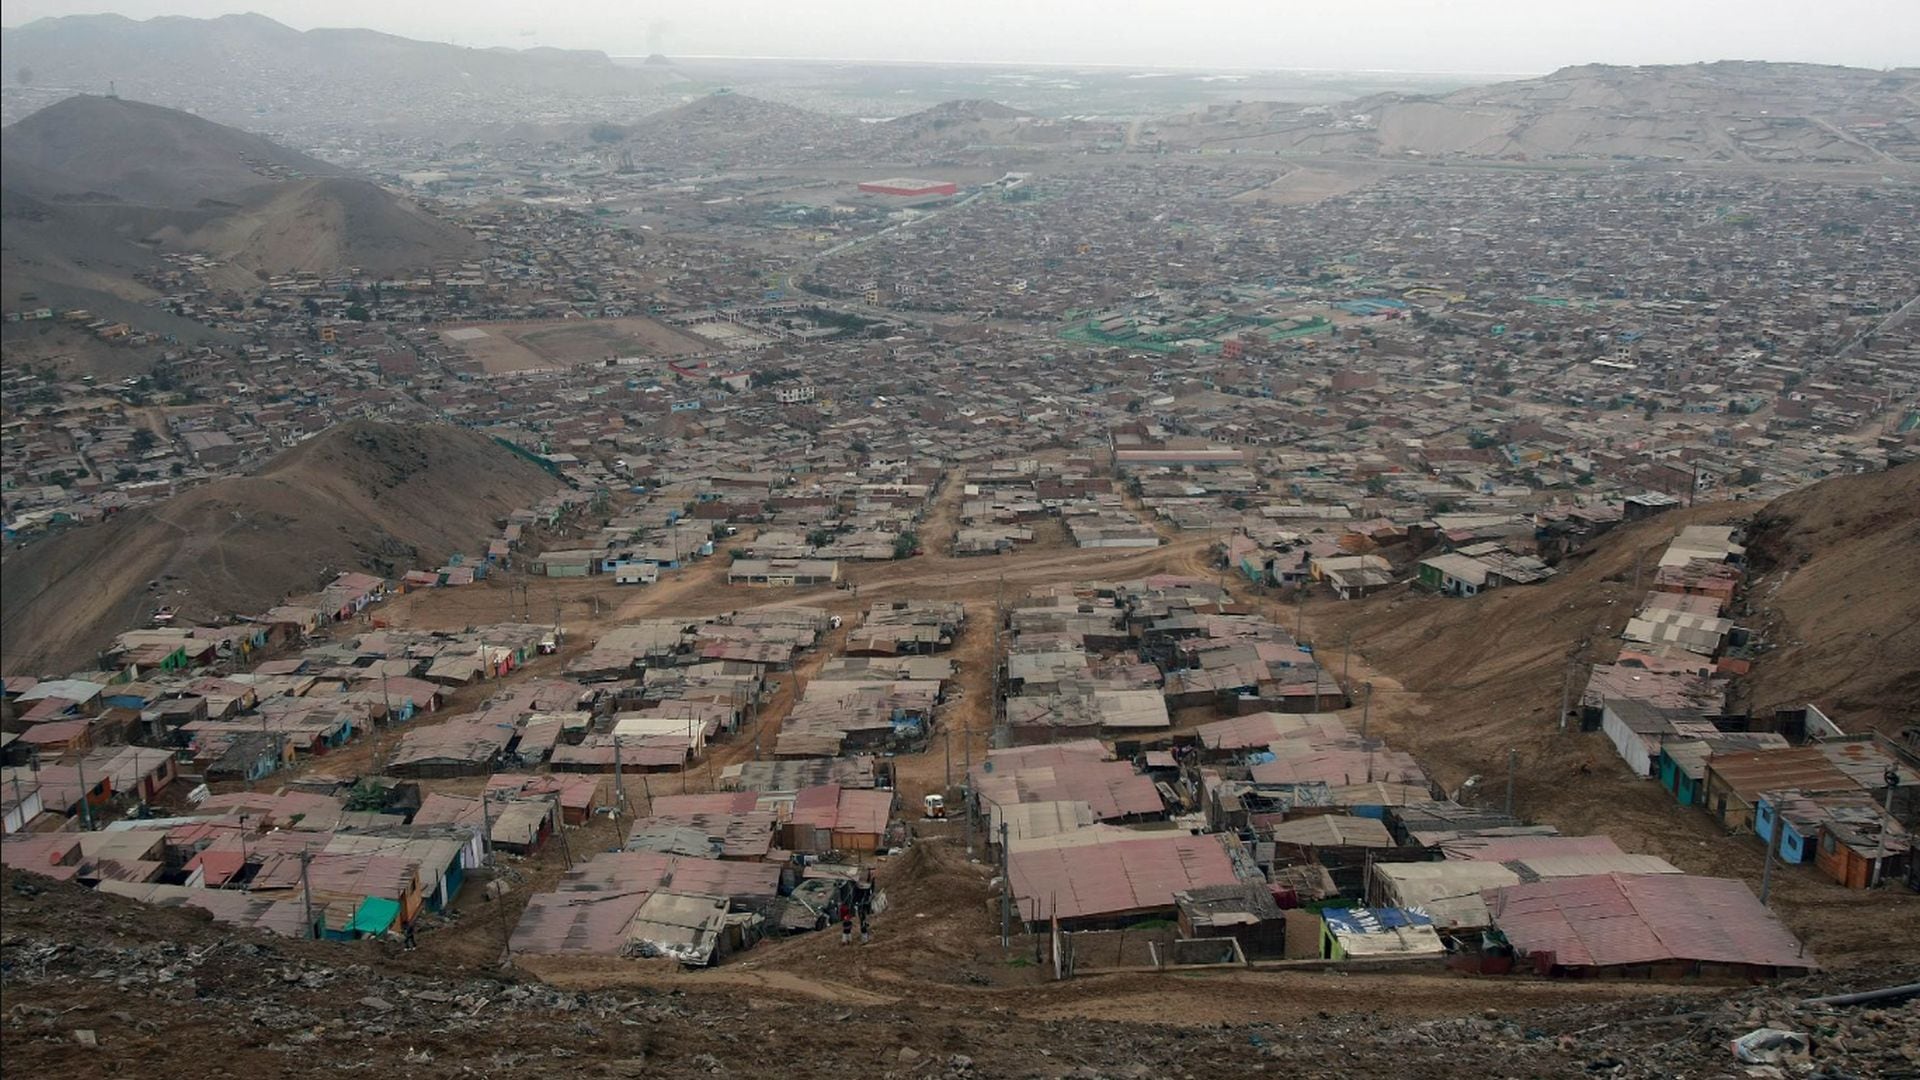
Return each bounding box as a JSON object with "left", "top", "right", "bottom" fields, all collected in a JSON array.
[{"left": 1485, "top": 872, "right": 1814, "bottom": 971}]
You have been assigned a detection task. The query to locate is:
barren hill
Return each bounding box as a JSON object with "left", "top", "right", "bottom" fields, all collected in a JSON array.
[
  {"left": 1740, "top": 463, "right": 1920, "bottom": 732},
  {"left": 0, "top": 96, "right": 481, "bottom": 316},
  {"left": 1149, "top": 61, "right": 1920, "bottom": 164},
  {"left": 0, "top": 422, "right": 561, "bottom": 675},
  {"left": 889, "top": 99, "right": 1032, "bottom": 130},
  {"left": 1317, "top": 464, "right": 1918, "bottom": 774},
  {"left": 171, "top": 176, "right": 485, "bottom": 280},
  {"left": 0, "top": 94, "right": 344, "bottom": 209},
  {"left": 1, "top": 13, "right": 684, "bottom": 130},
  {"left": 881, "top": 98, "right": 1089, "bottom": 151},
  {"left": 622, "top": 92, "right": 872, "bottom": 161}
]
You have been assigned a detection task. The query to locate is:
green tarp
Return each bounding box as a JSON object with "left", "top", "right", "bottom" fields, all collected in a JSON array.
[{"left": 348, "top": 896, "right": 400, "bottom": 936}]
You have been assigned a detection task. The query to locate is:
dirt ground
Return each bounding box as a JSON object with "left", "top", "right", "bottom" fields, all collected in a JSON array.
[
  {"left": 440, "top": 317, "right": 716, "bottom": 372},
  {"left": 7, "top": 859, "right": 1918, "bottom": 1080}
]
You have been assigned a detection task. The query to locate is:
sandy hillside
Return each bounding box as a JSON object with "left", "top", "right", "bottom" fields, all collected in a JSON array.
[
  {"left": 0, "top": 421, "right": 561, "bottom": 675},
  {"left": 0, "top": 94, "right": 344, "bottom": 209},
  {"left": 177, "top": 176, "right": 483, "bottom": 280},
  {"left": 1151, "top": 62, "right": 1920, "bottom": 163},
  {"left": 1, "top": 96, "right": 481, "bottom": 313},
  {"left": 1739, "top": 462, "right": 1920, "bottom": 732}
]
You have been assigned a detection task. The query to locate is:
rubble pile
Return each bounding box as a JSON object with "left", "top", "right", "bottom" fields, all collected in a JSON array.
[{"left": 3, "top": 872, "right": 1915, "bottom": 1079}]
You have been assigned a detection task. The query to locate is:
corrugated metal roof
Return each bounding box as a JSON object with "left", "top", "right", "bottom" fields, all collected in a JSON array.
[
  {"left": 1193, "top": 712, "right": 1347, "bottom": 751},
  {"left": 1372, "top": 864, "right": 1519, "bottom": 929},
  {"left": 1007, "top": 832, "right": 1239, "bottom": 921},
  {"left": 1708, "top": 748, "right": 1856, "bottom": 800},
  {"left": 1486, "top": 872, "right": 1813, "bottom": 970},
  {"left": 1268, "top": 814, "right": 1395, "bottom": 848}
]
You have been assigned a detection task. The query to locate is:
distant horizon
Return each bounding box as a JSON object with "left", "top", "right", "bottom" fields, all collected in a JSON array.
[
  {"left": 635, "top": 53, "right": 1548, "bottom": 81},
  {"left": 3, "top": 3, "right": 1915, "bottom": 74}
]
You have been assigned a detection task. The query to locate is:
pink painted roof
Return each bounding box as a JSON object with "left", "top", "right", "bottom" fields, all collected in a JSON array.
[
  {"left": 1485, "top": 873, "right": 1813, "bottom": 970},
  {"left": 17, "top": 718, "right": 91, "bottom": 743},
  {"left": 788, "top": 783, "right": 841, "bottom": 829},
  {"left": 1008, "top": 833, "right": 1239, "bottom": 921},
  {"left": 975, "top": 759, "right": 1163, "bottom": 822},
  {"left": 184, "top": 848, "right": 248, "bottom": 887},
  {"left": 1193, "top": 712, "right": 1347, "bottom": 751},
  {"left": 827, "top": 788, "right": 894, "bottom": 837}
]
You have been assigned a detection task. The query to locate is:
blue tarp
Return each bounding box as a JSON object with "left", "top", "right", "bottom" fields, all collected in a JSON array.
[{"left": 1322, "top": 907, "right": 1433, "bottom": 937}]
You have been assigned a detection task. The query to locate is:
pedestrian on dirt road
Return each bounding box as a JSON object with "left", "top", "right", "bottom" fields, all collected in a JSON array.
[
  {"left": 859, "top": 910, "right": 871, "bottom": 945},
  {"left": 403, "top": 920, "right": 417, "bottom": 951},
  {"left": 839, "top": 900, "right": 854, "bottom": 944}
]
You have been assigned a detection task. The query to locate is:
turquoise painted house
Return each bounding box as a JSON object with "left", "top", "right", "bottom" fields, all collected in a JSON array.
[{"left": 1754, "top": 793, "right": 1816, "bottom": 864}]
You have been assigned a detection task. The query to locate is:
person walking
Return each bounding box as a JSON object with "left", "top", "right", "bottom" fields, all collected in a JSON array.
[
  {"left": 859, "top": 908, "right": 871, "bottom": 946},
  {"left": 403, "top": 920, "right": 417, "bottom": 952},
  {"left": 839, "top": 901, "right": 854, "bottom": 945}
]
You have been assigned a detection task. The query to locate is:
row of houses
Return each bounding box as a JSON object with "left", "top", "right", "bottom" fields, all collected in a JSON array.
[
  {"left": 972, "top": 679, "right": 1819, "bottom": 979},
  {"left": 1587, "top": 525, "right": 1916, "bottom": 890}
]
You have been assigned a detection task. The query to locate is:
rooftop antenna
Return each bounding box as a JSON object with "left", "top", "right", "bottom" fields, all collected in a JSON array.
[{"left": 107, "top": 81, "right": 118, "bottom": 99}]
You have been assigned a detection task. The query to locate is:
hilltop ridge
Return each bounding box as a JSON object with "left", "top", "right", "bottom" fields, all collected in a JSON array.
[{"left": 0, "top": 96, "right": 480, "bottom": 321}]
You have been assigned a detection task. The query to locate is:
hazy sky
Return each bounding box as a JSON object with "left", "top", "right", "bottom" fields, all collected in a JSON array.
[{"left": 6, "top": 2, "right": 1917, "bottom": 73}]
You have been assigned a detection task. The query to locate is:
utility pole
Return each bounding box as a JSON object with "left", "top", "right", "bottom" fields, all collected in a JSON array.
[
  {"left": 299, "top": 850, "right": 316, "bottom": 940},
  {"left": 944, "top": 725, "right": 952, "bottom": 794},
  {"left": 613, "top": 736, "right": 625, "bottom": 817},
  {"left": 1759, "top": 806, "right": 1780, "bottom": 905},
  {"left": 1362, "top": 682, "right": 1375, "bottom": 782},
  {"left": 999, "top": 821, "right": 1011, "bottom": 947},
  {"left": 75, "top": 757, "right": 94, "bottom": 831},
  {"left": 1874, "top": 767, "right": 1900, "bottom": 888},
  {"left": 480, "top": 790, "right": 495, "bottom": 866},
  {"left": 1559, "top": 660, "right": 1575, "bottom": 734},
  {"left": 1504, "top": 748, "right": 1518, "bottom": 818},
  {"left": 963, "top": 724, "right": 975, "bottom": 857},
  {"left": 1342, "top": 631, "right": 1352, "bottom": 690}
]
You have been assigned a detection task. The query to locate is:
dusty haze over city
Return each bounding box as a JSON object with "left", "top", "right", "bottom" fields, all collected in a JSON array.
[
  {"left": 6, "top": 0, "right": 1919, "bottom": 69},
  {"left": 1, "top": 4, "right": 1917, "bottom": 1079}
]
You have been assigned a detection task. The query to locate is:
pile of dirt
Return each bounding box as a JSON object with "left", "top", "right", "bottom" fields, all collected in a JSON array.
[
  {"left": 1740, "top": 462, "right": 1920, "bottom": 734},
  {"left": 0, "top": 421, "right": 561, "bottom": 674}
]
